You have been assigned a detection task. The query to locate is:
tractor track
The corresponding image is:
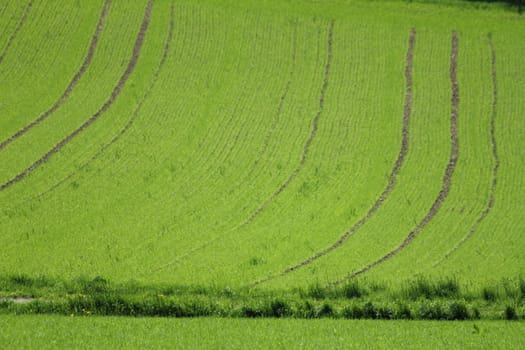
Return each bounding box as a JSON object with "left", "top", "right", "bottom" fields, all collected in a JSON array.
[
  {"left": 152, "top": 20, "right": 334, "bottom": 273},
  {"left": 0, "top": 0, "right": 153, "bottom": 193},
  {"left": 11, "top": 1, "right": 174, "bottom": 205},
  {"left": 251, "top": 28, "right": 416, "bottom": 287},
  {"left": 0, "top": 0, "right": 33, "bottom": 64},
  {"left": 329, "top": 31, "right": 460, "bottom": 287},
  {"left": 0, "top": 0, "right": 111, "bottom": 152},
  {"left": 435, "top": 33, "right": 499, "bottom": 265},
  {"left": 239, "top": 19, "right": 334, "bottom": 228}
]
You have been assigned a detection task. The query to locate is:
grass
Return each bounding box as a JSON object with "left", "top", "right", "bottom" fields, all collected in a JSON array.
[
  {"left": 0, "top": 0, "right": 524, "bottom": 325},
  {"left": 0, "top": 316, "right": 524, "bottom": 349},
  {"left": 1, "top": 275, "right": 524, "bottom": 320}
]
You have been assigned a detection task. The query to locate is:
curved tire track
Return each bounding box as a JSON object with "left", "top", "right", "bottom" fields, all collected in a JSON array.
[
  {"left": 434, "top": 33, "right": 499, "bottom": 265},
  {"left": 11, "top": 1, "right": 175, "bottom": 206},
  {"left": 0, "top": 0, "right": 33, "bottom": 64},
  {"left": 0, "top": 0, "right": 111, "bottom": 152},
  {"left": 330, "top": 31, "right": 460, "bottom": 286},
  {"left": 0, "top": 0, "right": 153, "bottom": 193},
  {"left": 240, "top": 20, "right": 334, "bottom": 228},
  {"left": 251, "top": 28, "right": 416, "bottom": 287},
  {"left": 152, "top": 20, "right": 334, "bottom": 273}
]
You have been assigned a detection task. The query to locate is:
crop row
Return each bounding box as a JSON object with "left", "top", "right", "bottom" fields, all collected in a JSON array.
[{"left": 0, "top": 1, "right": 523, "bottom": 290}]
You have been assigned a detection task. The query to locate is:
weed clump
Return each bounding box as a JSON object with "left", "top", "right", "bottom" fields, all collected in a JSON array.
[
  {"left": 306, "top": 283, "right": 326, "bottom": 299},
  {"left": 482, "top": 287, "right": 498, "bottom": 302},
  {"left": 340, "top": 280, "right": 363, "bottom": 299},
  {"left": 403, "top": 277, "right": 460, "bottom": 300},
  {"left": 519, "top": 277, "right": 525, "bottom": 299},
  {"left": 395, "top": 303, "right": 412, "bottom": 319},
  {"left": 447, "top": 300, "right": 469, "bottom": 320},
  {"left": 317, "top": 303, "right": 334, "bottom": 318},
  {"left": 270, "top": 299, "right": 290, "bottom": 318},
  {"left": 297, "top": 301, "right": 316, "bottom": 318},
  {"left": 504, "top": 305, "right": 518, "bottom": 320},
  {"left": 342, "top": 304, "right": 363, "bottom": 319},
  {"left": 418, "top": 300, "right": 446, "bottom": 320}
]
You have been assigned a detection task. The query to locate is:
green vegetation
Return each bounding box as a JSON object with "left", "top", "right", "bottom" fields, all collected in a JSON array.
[
  {"left": 1, "top": 275, "right": 524, "bottom": 320},
  {"left": 1, "top": 316, "right": 524, "bottom": 349},
  {"left": 0, "top": 0, "right": 524, "bottom": 333}
]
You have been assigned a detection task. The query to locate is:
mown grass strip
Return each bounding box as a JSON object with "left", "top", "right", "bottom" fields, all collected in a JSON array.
[
  {"left": 331, "top": 31, "right": 460, "bottom": 286},
  {"left": 0, "top": 0, "right": 152, "bottom": 193},
  {"left": 2, "top": 316, "right": 525, "bottom": 350},
  {"left": 0, "top": 0, "right": 111, "bottom": 152},
  {"left": 0, "top": 0, "right": 32, "bottom": 64}
]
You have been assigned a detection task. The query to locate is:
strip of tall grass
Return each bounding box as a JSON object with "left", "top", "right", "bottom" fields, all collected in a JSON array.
[{"left": 1, "top": 275, "right": 524, "bottom": 320}]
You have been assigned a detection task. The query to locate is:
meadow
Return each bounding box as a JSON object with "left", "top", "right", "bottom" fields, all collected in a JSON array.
[
  {"left": 0, "top": 0, "right": 524, "bottom": 336},
  {"left": 1, "top": 316, "right": 524, "bottom": 349}
]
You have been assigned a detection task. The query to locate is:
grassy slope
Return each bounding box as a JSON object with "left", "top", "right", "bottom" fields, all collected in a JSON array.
[
  {"left": 0, "top": 1, "right": 103, "bottom": 138},
  {"left": 0, "top": 0, "right": 523, "bottom": 290},
  {"left": 438, "top": 29, "right": 525, "bottom": 280},
  {"left": 0, "top": 316, "right": 524, "bottom": 349},
  {"left": 0, "top": 1, "right": 150, "bottom": 184},
  {"left": 0, "top": 0, "right": 29, "bottom": 55}
]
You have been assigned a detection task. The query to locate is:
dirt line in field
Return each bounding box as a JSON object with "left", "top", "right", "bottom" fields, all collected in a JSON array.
[
  {"left": 250, "top": 29, "right": 417, "bottom": 287},
  {"left": 13, "top": 1, "right": 174, "bottom": 206},
  {"left": 0, "top": 0, "right": 33, "bottom": 64},
  {"left": 329, "top": 31, "right": 460, "bottom": 287},
  {"left": 240, "top": 20, "right": 334, "bottom": 228},
  {"left": 0, "top": 0, "right": 111, "bottom": 152},
  {"left": 151, "top": 20, "right": 334, "bottom": 273},
  {"left": 0, "top": 0, "right": 153, "bottom": 193},
  {"left": 434, "top": 33, "right": 499, "bottom": 266}
]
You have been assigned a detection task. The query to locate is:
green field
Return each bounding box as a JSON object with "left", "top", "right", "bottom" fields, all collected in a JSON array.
[
  {"left": 1, "top": 316, "right": 524, "bottom": 349},
  {"left": 1, "top": 0, "right": 524, "bottom": 328}
]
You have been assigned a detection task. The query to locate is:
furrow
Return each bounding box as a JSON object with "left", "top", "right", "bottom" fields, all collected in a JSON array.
[
  {"left": 330, "top": 31, "right": 460, "bottom": 286},
  {"left": 435, "top": 32, "right": 499, "bottom": 265},
  {"left": 0, "top": 0, "right": 32, "bottom": 64},
  {"left": 240, "top": 19, "right": 334, "bottom": 228},
  {"left": 251, "top": 28, "right": 416, "bottom": 287},
  {"left": 13, "top": 1, "right": 175, "bottom": 204},
  {"left": 0, "top": 0, "right": 111, "bottom": 152},
  {"left": 0, "top": 0, "right": 153, "bottom": 193},
  {"left": 151, "top": 20, "right": 334, "bottom": 273}
]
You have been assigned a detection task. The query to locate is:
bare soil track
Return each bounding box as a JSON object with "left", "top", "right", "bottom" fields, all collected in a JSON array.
[
  {"left": 15, "top": 1, "right": 174, "bottom": 205},
  {"left": 251, "top": 29, "right": 416, "bottom": 287},
  {"left": 0, "top": 0, "right": 33, "bottom": 64},
  {"left": 0, "top": 0, "right": 111, "bottom": 152},
  {"left": 0, "top": 0, "right": 153, "bottom": 193},
  {"left": 435, "top": 33, "right": 499, "bottom": 265},
  {"left": 330, "top": 31, "right": 460, "bottom": 286}
]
